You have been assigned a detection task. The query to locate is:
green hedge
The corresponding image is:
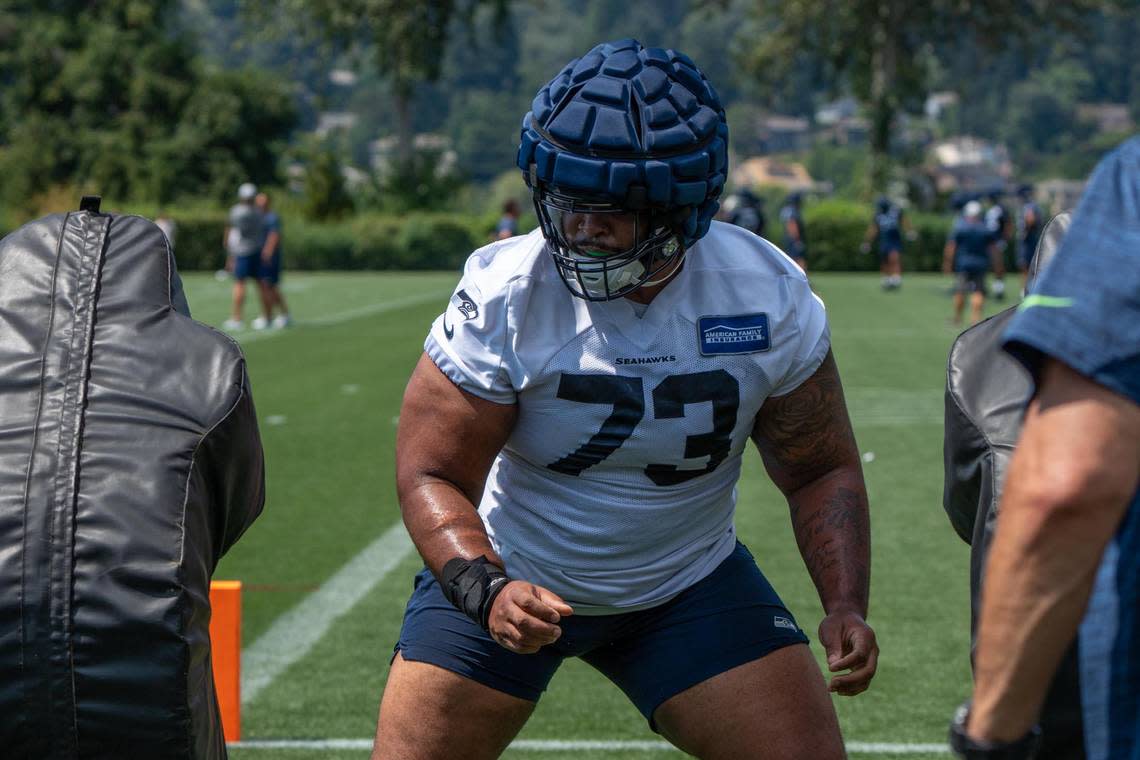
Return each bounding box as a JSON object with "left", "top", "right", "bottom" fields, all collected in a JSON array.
[
  {"left": 803, "top": 199, "right": 951, "bottom": 272},
  {"left": 2, "top": 202, "right": 955, "bottom": 272},
  {"left": 168, "top": 212, "right": 487, "bottom": 272}
]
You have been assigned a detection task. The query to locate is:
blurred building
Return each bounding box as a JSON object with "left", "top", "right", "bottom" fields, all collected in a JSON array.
[
  {"left": 1076, "top": 103, "right": 1134, "bottom": 135},
  {"left": 315, "top": 111, "right": 359, "bottom": 138},
  {"left": 926, "top": 136, "right": 1013, "bottom": 194},
  {"left": 730, "top": 156, "right": 825, "bottom": 194},
  {"left": 369, "top": 133, "right": 458, "bottom": 177},
  {"left": 925, "top": 92, "right": 960, "bottom": 121},
  {"left": 814, "top": 97, "right": 868, "bottom": 146},
  {"left": 1036, "top": 179, "right": 1087, "bottom": 214},
  {"left": 757, "top": 114, "right": 812, "bottom": 154}
]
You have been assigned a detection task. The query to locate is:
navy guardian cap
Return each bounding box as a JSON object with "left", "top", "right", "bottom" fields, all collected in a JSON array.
[{"left": 517, "top": 39, "right": 728, "bottom": 300}]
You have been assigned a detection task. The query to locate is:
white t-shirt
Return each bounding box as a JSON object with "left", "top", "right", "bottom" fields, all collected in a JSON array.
[{"left": 425, "top": 222, "right": 830, "bottom": 614}]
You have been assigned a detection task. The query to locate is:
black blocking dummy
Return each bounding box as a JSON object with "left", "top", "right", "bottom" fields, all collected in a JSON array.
[
  {"left": 0, "top": 199, "right": 265, "bottom": 758},
  {"left": 943, "top": 212, "right": 1083, "bottom": 759}
]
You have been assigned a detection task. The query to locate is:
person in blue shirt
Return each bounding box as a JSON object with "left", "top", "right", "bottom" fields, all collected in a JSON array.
[
  {"left": 1016, "top": 184, "right": 1044, "bottom": 294},
  {"left": 862, "top": 196, "right": 913, "bottom": 290},
  {"left": 253, "top": 192, "right": 291, "bottom": 329},
  {"left": 724, "top": 187, "right": 766, "bottom": 238},
  {"left": 984, "top": 191, "right": 1012, "bottom": 301},
  {"left": 951, "top": 136, "right": 1140, "bottom": 760},
  {"left": 495, "top": 199, "right": 521, "bottom": 241},
  {"left": 943, "top": 200, "right": 996, "bottom": 326},
  {"left": 779, "top": 192, "right": 808, "bottom": 272}
]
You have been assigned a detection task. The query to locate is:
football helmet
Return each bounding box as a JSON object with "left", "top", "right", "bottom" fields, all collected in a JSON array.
[{"left": 517, "top": 39, "right": 728, "bottom": 301}]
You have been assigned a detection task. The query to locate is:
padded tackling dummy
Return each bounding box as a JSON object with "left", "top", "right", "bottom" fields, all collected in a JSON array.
[
  {"left": 943, "top": 212, "right": 1083, "bottom": 759},
  {"left": 0, "top": 198, "right": 265, "bottom": 759}
]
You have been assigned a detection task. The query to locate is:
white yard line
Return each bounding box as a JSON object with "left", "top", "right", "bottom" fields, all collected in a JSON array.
[
  {"left": 240, "top": 522, "right": 415, "bottom": 706},
  {"left": 236, "top": 290, "right": 448, "bottom": 343},
  {"left": 229, "top": 739, "right": 951, "bottom": 754}
]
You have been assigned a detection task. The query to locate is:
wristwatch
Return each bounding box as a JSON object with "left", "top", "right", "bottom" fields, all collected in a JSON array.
[{"left": 948, "top": 702, "right": 1042, "bottom": 760}]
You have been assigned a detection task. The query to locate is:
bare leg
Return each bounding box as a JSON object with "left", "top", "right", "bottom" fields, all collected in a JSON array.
[
  {"left": 952, "top": 292, "right": 965, "bottom": 324},
  {"left": 653, "top": 644, "right": 845, "bottom": 760},
  {"left": 272, "top": 285, "right": 290, "bottom": 316},
  {"left": 970, "top": 291, "right": 985, "bottom": 325},
  {"left": 231, "top": 280, "right": 246, "bottom": 323},
  {"left": 888, "top": 250, "right": 902, "bottom": 280},
  {"left": 372, "top": 653, "right": 535, "bottom": 760},
  {"left": 256, "top": 280, "right": 273, "bottom": 320}
]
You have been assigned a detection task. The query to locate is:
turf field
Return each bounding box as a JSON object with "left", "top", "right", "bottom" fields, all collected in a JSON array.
[{"left": 181, "top": 270, "right": 1011, "bottom": 760}]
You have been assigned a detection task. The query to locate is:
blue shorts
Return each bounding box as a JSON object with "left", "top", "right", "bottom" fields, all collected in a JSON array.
[
  {"left": 232, "top": 254, "right": 259, "bottom": 281},
  {"left": 259, "top": 252, "right": 281, "bottom": 285},
  {"left": 955, "top": 270, "right": 987, "bottom": 294},
  {"left": 1018, "top": 238, "right": 1039, "bottom": 271},
  {"left": 393, "top": 541, "right": 809, "bottom": 725},
  {"left": 878, "top": 236, "right": 902, "bottom": 261}
]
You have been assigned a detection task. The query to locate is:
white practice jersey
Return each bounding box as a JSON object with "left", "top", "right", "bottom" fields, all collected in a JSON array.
[{"left": 425, "top": 222, "right": 830, "bottom": 614}]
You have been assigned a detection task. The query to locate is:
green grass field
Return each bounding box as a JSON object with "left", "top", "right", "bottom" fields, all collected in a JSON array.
[{"left": 181, "top": 270, "right": 1011, "bottom": 759}]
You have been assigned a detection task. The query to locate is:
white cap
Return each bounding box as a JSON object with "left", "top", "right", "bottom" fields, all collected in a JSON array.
[
  {"left": 963, "top": 200, "right": 982, "bottom": 218},
  {"left": 238, "top": 182, "right": 258, "bottom": 201}
]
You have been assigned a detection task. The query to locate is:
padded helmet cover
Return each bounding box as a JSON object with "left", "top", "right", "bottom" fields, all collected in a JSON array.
[{"left": 517, "top": 38, "right": 729, "bottom": 247}]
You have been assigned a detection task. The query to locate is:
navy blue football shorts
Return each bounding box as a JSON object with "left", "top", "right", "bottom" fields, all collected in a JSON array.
[
  {"left": 258, "top": 252, "right": 281, "bottom": 285},
  {"left": 393, "top": 541, "right": 809, "bottom": 726},
  {"left": 232, "top": 253, "right": 259, "bottom": 281},
  {"left": 955, "top": 270, "right": 987, "bottom": 294}
]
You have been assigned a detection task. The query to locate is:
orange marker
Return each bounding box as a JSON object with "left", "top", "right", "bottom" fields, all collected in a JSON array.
[{"left": 209, "top": 580, "right": 242, "bottom": 742}]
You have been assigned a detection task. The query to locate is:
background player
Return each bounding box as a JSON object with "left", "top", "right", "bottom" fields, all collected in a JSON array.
[
  {"left": 1016, "top": 184, "right": 1043, "bottom": 295},
  {"left": 861, "top": 195, "right": 912, "bottom": 290},
  {"left": 943, "top": 200, "right": 995, "bottom": 326},
  {"left": 222, "top": 182, "right": 265, "bottom": 331},
  {"left": 984, "top": 190, "right": 1011, "bottom": 301},
  {"left": 253, "top": 191, "right": 291, "bottom": 329},
  {"left": 779, "top": 191, "right": 808, "bottom": 272},
  {"left": 373, "top": 39, "right": 876, "bottom": 760},
  {"left": 722, "top": 186, "right": 766, "bottom": 238}
]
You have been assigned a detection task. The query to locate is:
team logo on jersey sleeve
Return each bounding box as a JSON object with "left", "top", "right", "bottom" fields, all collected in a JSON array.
[
  {"left": 455, "top": 289, "right": 479, "bottom": 320},
  {"left": 443, "top": 289, "right": 480, "bottom": 340},
  {"left": 698, "top": 314, "right": 771, "bottom": 355}
]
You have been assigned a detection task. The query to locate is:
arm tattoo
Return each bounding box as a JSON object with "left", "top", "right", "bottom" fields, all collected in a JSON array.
[
  {"left": 753, "top": 351, "right": 871, "bottom": 615},
  {"left": 752, "top": 352, "right": 857, "bottom": 491}
]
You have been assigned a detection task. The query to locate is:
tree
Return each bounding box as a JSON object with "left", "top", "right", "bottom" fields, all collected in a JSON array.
[
  {"left": 274, "top": 0, "right": 510, "bottom": 166},
  {"left": 301, "top": 142, "right": 355, "bottom": 220},
  {"left": 742, "top": 0, "right": 1118, "bottom": 192},
  {"left": 0, "top": 0, "right": 296, "bottom": 210}
]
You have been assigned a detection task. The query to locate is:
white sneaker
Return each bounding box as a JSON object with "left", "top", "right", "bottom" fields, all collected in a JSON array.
[
  {"left": 251, "top": 316, "right": 270, "bottom": 330},
  {"left": 222, "top": 319, "right": 243, "bottom": 331},
  {"left": 272, "top": 314, "right": 292, "bottom": 329}
]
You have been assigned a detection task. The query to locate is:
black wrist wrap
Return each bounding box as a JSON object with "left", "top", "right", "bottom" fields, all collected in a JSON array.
[{"left": 440, "top": 556, "right": 510, "bottom": 630}]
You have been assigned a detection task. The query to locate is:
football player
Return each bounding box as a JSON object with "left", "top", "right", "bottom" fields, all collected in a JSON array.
[
  {"left": 779, "top": 191, "right": 808, "bottom": 272},
  {"left": 944, "top": 201, "right": 996, "bottom": 326},
  {"left": 862, "top": 196, "right": 913, "bottom": 290},
  {"left": 373, "top": 39, "right": 876, "bottom": 760}
]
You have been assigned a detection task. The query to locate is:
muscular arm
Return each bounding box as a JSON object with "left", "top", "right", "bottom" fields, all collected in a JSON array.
[
  {"left": 752, "top": 350, "right": 877, "bottom": 694},
  {"left": 262, "top": 229, "right": 280, "bottom": 260},
  {"left": 968, "top": 359, "right": 1140, "bottom": 741},
  {"left": 752, "top": 350, "right": 869, "bottom": 617},
  {"left": 395, "top": 353, "right": 571, "bottom": 652},
  {"left": 395, "top": 353, "right": 516, "bottom": 577}
]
